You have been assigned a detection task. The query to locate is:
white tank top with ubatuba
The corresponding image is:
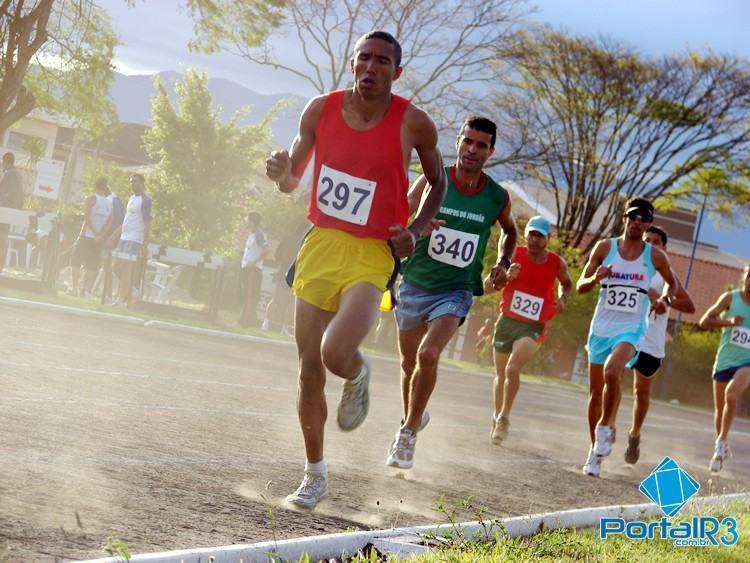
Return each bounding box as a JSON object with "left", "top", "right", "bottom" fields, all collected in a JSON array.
[{"left": 589, "top": 238, "right": 656, "bottom": 338}]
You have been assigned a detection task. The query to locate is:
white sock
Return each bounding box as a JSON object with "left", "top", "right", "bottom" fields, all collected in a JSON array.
[{"left": 306, "top": 459, "right": 327, "bottom": 475}]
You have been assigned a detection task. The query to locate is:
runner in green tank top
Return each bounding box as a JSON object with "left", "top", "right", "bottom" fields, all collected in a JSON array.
[
  {"left": 699, "top": 264, "right": 750, "bottom": 473},
  {"left": 387, "top": 116, "right": 518, "bottom": 470}
]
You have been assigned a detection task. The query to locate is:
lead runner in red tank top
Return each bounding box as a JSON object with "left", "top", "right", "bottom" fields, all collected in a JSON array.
[
  {"left": 265, "top": 31, "right": 447, "bottom": 509},
  {"left": 485, "top": 216, "right": 573, "bottom": 446}
]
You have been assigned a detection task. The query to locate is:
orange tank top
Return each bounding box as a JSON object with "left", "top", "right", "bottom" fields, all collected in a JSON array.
[{"left": 308, "top": 90, "right": 410, "bottom": 239}]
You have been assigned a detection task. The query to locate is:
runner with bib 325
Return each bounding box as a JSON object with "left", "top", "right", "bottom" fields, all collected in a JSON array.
[{"left": 577, "top": 197, "right": 677, "bottom": 477}]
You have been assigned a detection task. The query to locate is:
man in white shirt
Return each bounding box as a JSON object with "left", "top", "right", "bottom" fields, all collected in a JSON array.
[
  {"left": 239, "top": 212, "right": 268, "bottom": 327},
  {"left": 624, "top": 225, "right": 694, "bottom": 464},
  {"left": 108, "top": 173, "right": 152, "bottom": 306},
  {"left": 70, "top": 177, "right": 113, "bottom": 296}
]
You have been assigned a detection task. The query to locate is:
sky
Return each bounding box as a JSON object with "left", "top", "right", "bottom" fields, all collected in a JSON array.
[{"left": 101, "top": 0, "right": 750, "bottom": 257}]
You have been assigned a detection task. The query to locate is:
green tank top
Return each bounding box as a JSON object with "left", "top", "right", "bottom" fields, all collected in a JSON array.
[
  {"left": 402, "top": 166, "right": 508, "bottom": 295},
  {"left": 714, "top": 289, "right": 750, "bottom": 372}
]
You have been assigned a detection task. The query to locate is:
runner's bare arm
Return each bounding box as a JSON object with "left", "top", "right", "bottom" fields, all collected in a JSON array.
[
  {"left": 577, "top": 240, "right": 611, "bottom": 294},
  {"left": 266, "top": 96, "right": 324, "bottom": 193},
  {"left": 390, "top": 108, "right": 446, "bottom": 257},
  {"left": 555, "top": 258, "right": 573, "bottom": 311},
  {"left": 98, "top": 211, "right": 113, "bottom": 241},
  {"left": 489, "top": 196, "right": 518, "bottom": 289},
  {"left": 651, "top": 247, "right": 677, "bottom": 314},
  {"left": 407, "top": 175, "right": 428, "bottom": 215},
  {"left": 107, "top": 224, "right": 122, "bottom": 246},
  {"left": 407, "top": 108, "right": 446, "bottom": 238},
  {"left": 665, "top": 272, "right": 695, "bottom": 314},
  {"left": 699, "top": 292, "right": 737, "bottom": 329},
  {"left": 407, "top": 175, "right": 446, "bottom": 235}
]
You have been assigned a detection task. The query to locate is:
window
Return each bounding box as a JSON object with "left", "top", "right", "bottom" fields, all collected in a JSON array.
[{"left": 5, "top": 131, "right": 48, "bottom": 157}]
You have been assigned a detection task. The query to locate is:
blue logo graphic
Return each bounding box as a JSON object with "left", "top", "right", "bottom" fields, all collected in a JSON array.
[
  {"left": 601, "top": 457, "right": 739, "bottom": 547},
  {"left": 639, "top": 457, "right": 700, "bottom": 517}
]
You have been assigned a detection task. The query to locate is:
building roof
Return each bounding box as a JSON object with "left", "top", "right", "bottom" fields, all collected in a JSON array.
[{"left": 54, "top": 122, "right": 155, "bottom": 165}]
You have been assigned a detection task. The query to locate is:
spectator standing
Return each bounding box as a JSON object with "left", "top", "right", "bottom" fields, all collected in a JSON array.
[
  {"left": 238, "top": 212, "right": 268, "bottom": 328},
  {"left": 70, "top": 177, "right": 113, "bottom": 296},
  {"left": 0, "top": 152, "right": 23, "bottom": 274},
  {"left": 108, "top": 173, "right": 152, "bottom": 306}
]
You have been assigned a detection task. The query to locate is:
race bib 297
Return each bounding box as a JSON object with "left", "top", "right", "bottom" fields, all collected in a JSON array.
[{"left": 316, "top": 164, "right": 376, "bottom": 225}]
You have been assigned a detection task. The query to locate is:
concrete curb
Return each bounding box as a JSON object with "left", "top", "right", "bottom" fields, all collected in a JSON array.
[
  {"left": 82, "top": 493, "right": 750, "bottom": 563},
  {"left": 0, "top": 296, "right": 145, "bottom": 326}
]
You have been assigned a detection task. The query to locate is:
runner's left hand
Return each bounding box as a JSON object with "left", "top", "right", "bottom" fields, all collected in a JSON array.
[
  {"left": 652, "top": 297, "right": 668, "bottom": 315},
  {"left": 420, "top": 218, "right": 445, "bottom": 236},
  {"left": 506, "top": 263, "right": 521, "bottom": 281},
  {"left": 490, "top": 263, "right": 508, "bottom": 289},
  {"left": 389, "top": 225, "right": 417, "bottom": 258}
]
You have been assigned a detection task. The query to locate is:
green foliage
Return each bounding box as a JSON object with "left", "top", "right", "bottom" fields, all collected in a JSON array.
[
  {"left": 185, "top": 0, "right": 290, "bottom": 54},
  {"left": 80, "top": 159, "right": 131, "bottom": 201},
  {"left": 495, "top": 29, "right": 750, "bottom": 252},
  {"left": 661, "top": 162, "right": 750, "bottom": 229},
  {"left": 186, "top": 0, "right": 293, "bottom": 53},
  {"left": 143, "top": 69, "right": 274, "bottom": 255},
  {"left": 20, "top": 135, "right": 46, "bottom": 167},
  {"left": 411, "top": 501, "right": 750, "bottom": 562},
  {"left": 661, "top": 326, "right": 722, "bottom": 408},
  {"left": 21, "top": 1, "right": 118, "bottom": 140},
  {"left": 101, "top": 537, "right": 131, "bottom": 562}
]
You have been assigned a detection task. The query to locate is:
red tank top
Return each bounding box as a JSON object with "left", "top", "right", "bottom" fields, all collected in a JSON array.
[
  {"left": 501, "top": 247, "right": 560, "bottom": 323},
  {"left": 308, "top": 90, "right": 410, "bottom": 239}
]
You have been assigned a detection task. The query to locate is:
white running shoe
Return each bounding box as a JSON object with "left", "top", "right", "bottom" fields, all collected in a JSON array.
[
  {"left": 400, "top": 410, "right": 431, "bottom": 432},
  {"left": 490, "top": 416, "right": 510, "bottom": 445},
  {"left": 386, "top": 428, "right": 417, "bottom": 469},
  {"left": 286, "top": 470, "right": 328, "bottom": 508},
  {"left": 709, "top": 439, "right": 731, "bottom": 473},
  {"left": 336, "top": 359, "right": 371, "bottom": 431},
  {"left": 593, "top": 424, "right": 614, "bottom": 457},
  {"left": 582, "top": 448, "right": 602, "bottom": 477},
  {"left": 418, "top": 410, "right": 430, "bottom": 432}
]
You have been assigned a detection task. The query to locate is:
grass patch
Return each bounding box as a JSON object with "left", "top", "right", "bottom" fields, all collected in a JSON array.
[{"left": 400, "top": 500, "right": 749, "bottom": 562}]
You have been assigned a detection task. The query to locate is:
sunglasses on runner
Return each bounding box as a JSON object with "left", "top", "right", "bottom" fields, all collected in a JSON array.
[{"left": 626, "top": 210, "right": 653, "bottom": 223}]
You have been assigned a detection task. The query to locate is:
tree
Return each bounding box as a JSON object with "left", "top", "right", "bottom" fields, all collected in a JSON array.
[
  {"left": 493, "top": 29, "right": 750, "bottom": 252},
  {"left": 188, "top": 0, "right": 527, "bottom": 144},
  {"left": 143, "top": 69, "right": 273, "bottom": 254},
  {"left": 0, "top": 0, "right": 117, "bottom": 139},
  {"left": 660, "top": 161, "right": 750, "bottom": 227}
]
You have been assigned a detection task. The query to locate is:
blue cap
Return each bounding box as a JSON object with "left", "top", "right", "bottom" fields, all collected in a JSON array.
[{"left": 525, "top": 216, "right": 551, "bottom": 237}]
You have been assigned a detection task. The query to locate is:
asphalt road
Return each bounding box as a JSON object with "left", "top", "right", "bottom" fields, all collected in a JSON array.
[{"left": 0, "top": 303, "right": 747, "bottom": 561}]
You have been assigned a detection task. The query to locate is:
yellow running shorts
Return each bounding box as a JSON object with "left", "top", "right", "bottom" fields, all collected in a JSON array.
[{"left": 292, "top": 226, "right": 397, "bottom": 312}]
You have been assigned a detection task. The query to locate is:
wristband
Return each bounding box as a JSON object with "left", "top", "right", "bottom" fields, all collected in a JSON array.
[
  {"left": 406, "top": 226, "right": 418, "bottom": 245},
  {"left": 499, "top": 256, "right": 511, "bottom": 270}
]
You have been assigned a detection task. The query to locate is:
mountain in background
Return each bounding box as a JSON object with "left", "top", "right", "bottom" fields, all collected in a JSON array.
[{"left": 110, "top": 70, "right": 302, "bottom": 148}]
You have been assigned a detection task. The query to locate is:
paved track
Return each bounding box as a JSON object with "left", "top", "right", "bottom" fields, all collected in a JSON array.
[{"left": 0, "top": 304, "right": 747, "bottom": 561}]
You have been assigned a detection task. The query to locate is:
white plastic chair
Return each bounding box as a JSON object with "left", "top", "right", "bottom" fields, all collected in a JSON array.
[{"left": 144, "top": 264, "right": 186, "bottom": 304}]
